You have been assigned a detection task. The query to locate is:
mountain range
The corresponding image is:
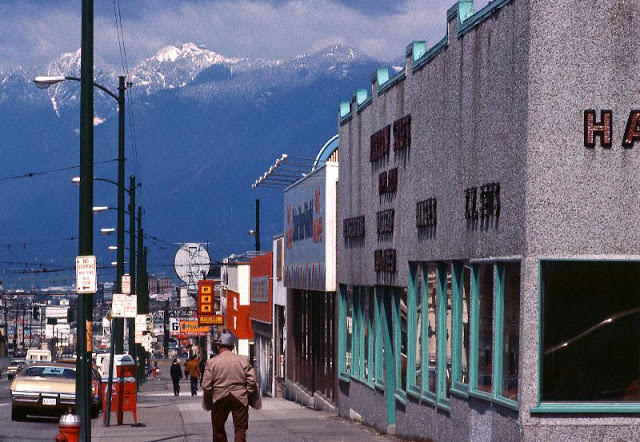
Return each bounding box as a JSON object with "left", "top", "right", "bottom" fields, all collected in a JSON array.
[{"left": 0, "top": 43, "right": 385, "bottom": 290}]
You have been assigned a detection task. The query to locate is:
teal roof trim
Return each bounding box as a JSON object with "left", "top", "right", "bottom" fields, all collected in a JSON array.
[
  {"left": 411, "top": 36, "right": 448, "bottom": 72},
  {"left": 353, "top": 89, "right": 368, "bottom": 106},
  {"left": 457, "top": 0, "right": 512, "bottom": 36},
  {"left": 339, "top": 0, "right": 515, "bottom": 121},
  {"left": 378, "top": 70, "right": 406, "bottom": 95},
  {"left": 339, "top": 101, "right": 351, "bottom": 119}
]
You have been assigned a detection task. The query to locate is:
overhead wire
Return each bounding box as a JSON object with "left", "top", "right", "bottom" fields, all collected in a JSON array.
[{"left": 0, "top": 159, "right": 118, "bottom": 183}]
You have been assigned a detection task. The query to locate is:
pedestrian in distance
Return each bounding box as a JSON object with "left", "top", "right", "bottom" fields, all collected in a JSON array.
[
  {"left": 185, "top": 354, "right": 201, "bottom": 396},
  {"left": 170, "top": 358, "right": 182, "bottom": 396},
  {"left": 202, "top": 332, "right": 258, "bottom": 442}
]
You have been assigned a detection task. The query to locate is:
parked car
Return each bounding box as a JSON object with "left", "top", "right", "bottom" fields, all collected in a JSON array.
[
  {"left": 10, "top": 361, "right": 102, "bottom": 420},
  {"left": 6, "top": 359, "right": 27, "bottom": 381}
]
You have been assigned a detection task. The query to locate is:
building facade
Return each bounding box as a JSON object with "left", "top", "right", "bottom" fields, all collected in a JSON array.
[
  {"left": 249, "top": 252, "right": 274, "bottom": 397},
  {"left": 221, "top": 257, "right": 253, "bottom": 357},
  {"left": 336, "top": 0, "right": 640, "bottom": 440},
  {"left": 272, "top": 235, "right": 287, "bottom": 397},
  {"left": 284, "top": 139, "right": 339, "bottom": 410}
]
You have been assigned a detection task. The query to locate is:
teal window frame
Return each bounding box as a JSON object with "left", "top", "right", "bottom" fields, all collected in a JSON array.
[
  {"left": 406, "top": 263, "right": 421, "bottom": 397},
  {"left": 393, "top": 286, "right": 407, "bottom": 403},
  {"left": 531, "top": 259, "right": 640, "bottom": 415},
  {"left": 337, "top": 284, "right": 351, "bottom": 382},
  {"left": 374, "top": 286, "right": 385, "bottom": 390},
  {"left": 468, "top": 262, "right": 519, "bottom": 411},
  {"left": 405, "top": 262, "right": 454, "bottom": 409},
  {"left": 451, "top": 261, "right": 470, "bottom": 397},
  {"left": 435, "top": 263, "right": 452, "bottom": 410},
  {"left": 338, "top": 285, "right": 377, "bottom": 387}
]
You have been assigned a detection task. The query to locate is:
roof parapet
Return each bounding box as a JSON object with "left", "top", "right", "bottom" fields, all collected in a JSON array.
[{"left": 340, "top": 0, "right": 514, "bottom": 124}]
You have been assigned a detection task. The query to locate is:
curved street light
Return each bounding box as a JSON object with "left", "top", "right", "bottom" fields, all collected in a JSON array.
[{"left": 35, "top": 72, "right": 127, "bottom": 430}]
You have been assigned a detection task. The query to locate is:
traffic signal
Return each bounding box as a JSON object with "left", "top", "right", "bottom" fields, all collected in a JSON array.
[
  {"left": 33, "top": 306, "right": 39, "bottom": 320},
  {"left": 67, "top": 307, "right": 74, "bottom": 323}
]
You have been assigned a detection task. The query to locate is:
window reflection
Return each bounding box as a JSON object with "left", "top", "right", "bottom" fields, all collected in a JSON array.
[
  {"left": 427, "top": 264, "right": 438, "bottom": 394},
  {"left": 444, "top": 264, "right": 453, "bottom": 398},
  {"left": 542, "top": 261, "right": 640, "bottom": 402},
  {"left": 476, "top": 264, "right": 494, "bottom": 393},
  {"left": 502, "top": 263, "right": 520, "bottom": 400},
  {"left": 345, "top": 290, "right": 352, "bottom": 375},
  {"left": 461, "top": 265, "right": 471, "bottom": 385}
]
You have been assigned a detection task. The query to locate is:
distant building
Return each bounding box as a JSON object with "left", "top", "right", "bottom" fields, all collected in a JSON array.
[{"left": 148, "top": 277, "right": 175, "bottom": 297}]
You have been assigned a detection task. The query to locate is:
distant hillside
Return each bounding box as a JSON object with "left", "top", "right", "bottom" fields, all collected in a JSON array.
[{"left": 0, "top": 43, "right": 384, "bottom": 288}]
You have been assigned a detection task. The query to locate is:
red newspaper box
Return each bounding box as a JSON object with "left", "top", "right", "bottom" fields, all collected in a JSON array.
[{"left": 102, "top": 377, "right": 137, "bottom": 425}]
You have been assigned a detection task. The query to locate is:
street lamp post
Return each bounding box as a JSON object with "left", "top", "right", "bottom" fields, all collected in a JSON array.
[
  {"left": 76, "top": 4, "right": 94, "bottom": 437},
  {"left": 34, "top": 54, "right": 126, "bottom": 441}
]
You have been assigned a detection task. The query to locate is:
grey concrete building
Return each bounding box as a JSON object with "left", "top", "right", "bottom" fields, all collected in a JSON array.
[{"left": 336, "top": 0, "right": 640, "bottom": 440}]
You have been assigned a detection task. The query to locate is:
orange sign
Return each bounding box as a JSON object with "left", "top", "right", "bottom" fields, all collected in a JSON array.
[
  {"left": 198, "top": 280, "right": 215, "bottom": 314},
  {"left": 198, "top": 279, "right": 220, "bottom": 325},
  {"left": 179, "top": 320, "right": 210, "bottom": 336},
  {"left": 199, "top": 315, "right": 224, "bottom": 326}
]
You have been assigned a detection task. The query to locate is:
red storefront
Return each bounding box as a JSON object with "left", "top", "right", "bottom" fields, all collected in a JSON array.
[
  {"left": 226, "top": 290, "right": 253, "bottom": 341},
  {"left": 250, "top": 252, "right": 273, "bottom": 396}
]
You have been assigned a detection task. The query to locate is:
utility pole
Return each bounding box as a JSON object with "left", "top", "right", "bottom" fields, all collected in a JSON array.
[{"left": 77, "top": 1, "right": 95, "bottom": 438}]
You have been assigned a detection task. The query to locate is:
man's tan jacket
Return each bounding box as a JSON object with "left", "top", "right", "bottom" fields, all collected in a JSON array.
[{"left": 202, "top": 350, "right": 257, "bottom": 407}]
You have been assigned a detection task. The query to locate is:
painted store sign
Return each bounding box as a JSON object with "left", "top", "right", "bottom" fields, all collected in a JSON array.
[{"left": 283, "top": 164, "right": 338, "bottom": 291}]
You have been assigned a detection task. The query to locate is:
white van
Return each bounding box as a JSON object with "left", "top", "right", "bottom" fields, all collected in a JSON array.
[{"left": 26, "top": 349, "right": 52, "bottom": 362}]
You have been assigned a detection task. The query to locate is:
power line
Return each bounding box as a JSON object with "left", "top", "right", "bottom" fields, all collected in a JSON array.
[{"left": 0, "top": 159, "right": 117, "bottom": 183}]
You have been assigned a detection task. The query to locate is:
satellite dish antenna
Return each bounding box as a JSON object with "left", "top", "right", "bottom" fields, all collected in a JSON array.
[{"left": 174, "top": 243, "right": 211, "bottom": 293}]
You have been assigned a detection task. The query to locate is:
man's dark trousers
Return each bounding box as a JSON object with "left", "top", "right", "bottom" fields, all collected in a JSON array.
[
  {"left": 211, "top": 393, "right": 248, "bottom": 442},
  {"left": 172, "top": 379, "right": 180, "bottom": 396}
]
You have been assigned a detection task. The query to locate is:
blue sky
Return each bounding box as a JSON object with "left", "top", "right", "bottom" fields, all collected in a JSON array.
[{"left": 0, "top": 0, "right": 491, "bottom": 70}]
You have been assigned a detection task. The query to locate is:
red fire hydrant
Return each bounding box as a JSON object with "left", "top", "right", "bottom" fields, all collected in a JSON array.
[{"left": 57, "top": 409, "right": 81, "bottom": 442}]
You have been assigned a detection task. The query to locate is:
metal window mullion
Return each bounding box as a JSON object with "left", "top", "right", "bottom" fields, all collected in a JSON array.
[
  {"left": 356, "top": 287, "right": 365, "bottom": 379},
  {"left": 436, "top": 262, "right": 449, "bottom": 401},
  {"left": 406, "top": 263, "right": 418, "bottom": 390},
  {"left": 469, "top": 264, "right": 479, "bottom": 391},
  {"left": 338, "top": 284, "right": 347, "bottom": 376},
  {"left": 393, "top": 286, "right": 403, "bottom": 393},
  {"left": 493, "top": 263, "right": 505, "bottom": 400},
  {"left": 367, "top": 288, "right": 375, "bottom": 384},
  {"left": 352, "top": 288, "right": 359, "bottom": 378},
  {"left": 375, "top": 286, "right": 384, "bottom": 384},
  {"left": 451, "top": 261, "right": 463, "bottom": 386},
  {"left": 420, "top": 264, "right": 429, "bottom": 393}
]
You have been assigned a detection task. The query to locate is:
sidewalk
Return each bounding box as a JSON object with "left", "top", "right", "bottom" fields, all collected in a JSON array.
[{"left": 92, "top": 361, "right": 401, "bottom": 441}]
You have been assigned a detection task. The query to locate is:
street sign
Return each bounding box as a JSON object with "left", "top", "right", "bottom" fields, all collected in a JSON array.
[
  {"left": 121, "top": 274, "right": 131, "bottom": 295},
  {"left": 112, "top": 294, "right": 137, "bottom": 318},
  {"left": 76, "top": 256, "right": 97, "bottom": 294}
]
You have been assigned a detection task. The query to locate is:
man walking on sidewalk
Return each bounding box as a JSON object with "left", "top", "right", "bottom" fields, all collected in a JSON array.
[
  {"left": 170, "top": 358, "right": 182, "bottom": 396},
  {"left": 185, "top": 354, "right": 201, "bottom": 396},
  {"left": 202, "top": 332, "right": 258, "bottom": 442}
]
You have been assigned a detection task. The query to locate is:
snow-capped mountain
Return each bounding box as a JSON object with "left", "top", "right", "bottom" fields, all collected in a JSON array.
[
  {"left": 130, "top": 43, "right": 242, "bottom": 94},
  {"left": 0, "top": 43, "right": 385, "bottom": 288}
]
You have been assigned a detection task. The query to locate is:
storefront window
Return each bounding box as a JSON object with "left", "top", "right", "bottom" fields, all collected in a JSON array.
[
  {"left": 461, "top": 265, "right": 471, "bottom": 384},
  {"left": 541, "top": 260, "right": 640, "bottom": 402},
  {"left": 414, "top": 265, "right": 423, "bottom": 389},
  {"left": 345, "top": 290, "right": 353, "bottom": 375},
  {"left": 400, "top": 288, "right": 408, "bottom": 392},
  {"left": 366, "top": 288, "right": 375, "bottom": 383},
  {"left": 444, "top": 264, "right": 453, "bottom": 398},
  {"left": 501, "top": 263, "right": 520, "bottom": 401},
  {"left": 476, "top": 264, "right": 494, "bottom": 394},
  {"left": 426, "top": 264, "right": 438, "bottom": 394}
]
